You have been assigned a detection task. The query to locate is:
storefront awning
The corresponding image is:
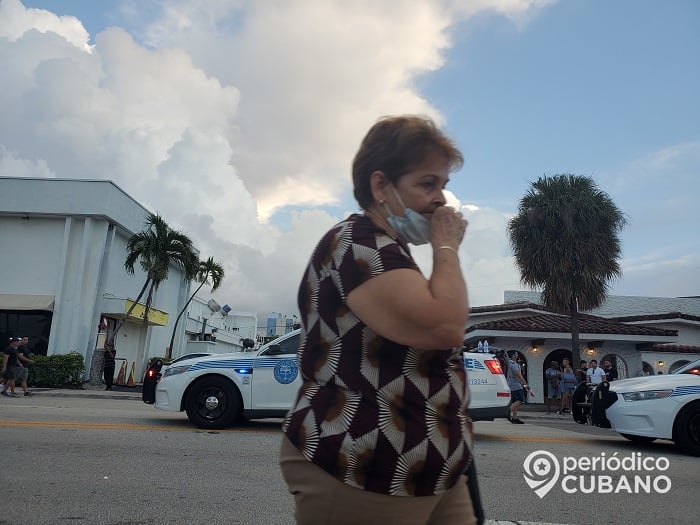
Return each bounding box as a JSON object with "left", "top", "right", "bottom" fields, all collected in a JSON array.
[
  {"left": 102, "top": 298, "right": 169, "bottom": 326},
  {"left": 0, "top": 294, "right": 55, "bottom": 311}
]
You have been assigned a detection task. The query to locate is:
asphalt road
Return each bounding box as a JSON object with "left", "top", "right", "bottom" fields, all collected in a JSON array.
[{"left": 0, "top": 393, "right": 697, "bottom": 525}]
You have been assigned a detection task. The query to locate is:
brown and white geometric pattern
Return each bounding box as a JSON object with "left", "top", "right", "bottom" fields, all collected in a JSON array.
[{"left": 283, "top": 214, "right": 472, "bottom": 497}]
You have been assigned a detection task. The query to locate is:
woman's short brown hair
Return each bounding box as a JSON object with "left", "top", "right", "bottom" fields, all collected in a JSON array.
[{"left": 352, "top": 115, "right": 463, "bottom": 209}]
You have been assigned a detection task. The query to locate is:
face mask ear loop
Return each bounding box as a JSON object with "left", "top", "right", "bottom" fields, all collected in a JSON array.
[
  {"left": 390, "top": 185, "right": 408, "bottom": 215},
  {"left": 382, "top": 201, "right": 393, "bottom": 217}
]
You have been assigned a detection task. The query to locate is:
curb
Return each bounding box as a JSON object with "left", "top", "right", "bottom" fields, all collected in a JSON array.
[
  {"left": 27, "top": 388, "right": 142, "bottom": 401},
  {"left": 486, "top": 522, "right": 573, "bottom": 525}
]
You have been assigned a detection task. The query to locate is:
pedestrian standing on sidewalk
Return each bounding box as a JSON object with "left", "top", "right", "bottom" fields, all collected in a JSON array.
[
  {"left": 103, "top": 342, "right": 116, "bottom": 391},
  {"left": 1, "top": 337, "right": 23, "bottom": 397},
  {"left": 602, "top": 359, "right": 618, "bottom": 382},
  {"left": 586, "top": 359, "right": 606, "bottom": 385},
  {"left": 559, "top": 359, "right": 577, "bottom": 413},
  {"left": 576, "top": 360, "right": 589, "bottom": 384},
  {"left": 544, "top": 360, "right": 562, "bottom": 414},
  {"left": 16, "top": 336, "right": 35, "bottom": 396},
  {"left": 505, "top": 350, "right": 528, "bottom": 424}
]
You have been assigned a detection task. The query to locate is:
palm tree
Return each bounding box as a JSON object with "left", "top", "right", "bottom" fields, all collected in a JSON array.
[
  {"left": 507, "top": 174, "right": 627, "bottom": 366},
  {"left": 116, "top": 213, "right": 197, "bottom": 338},
  {"left": 167, "top": 257, "right": 225, "bottom": 358},
  {"left": 88, "top": 212, "right": 196, "bottom": 387}
]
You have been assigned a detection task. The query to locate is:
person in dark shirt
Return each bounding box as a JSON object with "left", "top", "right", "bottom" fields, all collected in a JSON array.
[
  {"left": 15, "top": 336, "right": 35, "bottom": 396},
  {"left": 103, "top": 342, "right": 116, "bottom": 391},
  {"left": 1, "top": 338, "right": 23, "bottom": 397},
  {"left": 603, "top": 359, "right": 618, "bottom": 382},
  {"left": 576, "top": 360, "right": 589, "bottom": 384}
]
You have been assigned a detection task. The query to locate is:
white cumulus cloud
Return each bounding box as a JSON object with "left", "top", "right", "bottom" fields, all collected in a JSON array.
[{"left": 1, "top": 0, "right": 553, "bottom": 318}]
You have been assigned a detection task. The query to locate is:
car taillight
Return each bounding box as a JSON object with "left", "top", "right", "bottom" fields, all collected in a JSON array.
[
  {"left": 484, "top": 359, "right": 503, "bottom": 375},
  {"left": 147, "top": 369, "right": 156, "bottom": 378},
  {"left": 686, "top": 368, "right": 700, "bottom": 376}
]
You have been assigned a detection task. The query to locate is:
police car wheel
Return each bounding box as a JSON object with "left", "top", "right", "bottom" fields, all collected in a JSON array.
[
  {"left": 185, "top": 377, "right": 241, "bottom": 429},
  {"left": 673, "top": 401, "right": 700, "bottom": 456}
]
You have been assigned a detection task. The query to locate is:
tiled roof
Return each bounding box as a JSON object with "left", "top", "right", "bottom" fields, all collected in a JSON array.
[
  {"left": 470, "top": 302, "right": 613, "bottom": 321},
  {"left": 466, "top": 313, "right": 677, "bottom": 337},
  {"left": 608, "top": 312, "right": 700, "bottom": 323},
  {"left": 470, "top": 302, "right": 549, "bottom": 314},
  {"left": 651, "top": 344, "right": 700, "bottom": 354}
]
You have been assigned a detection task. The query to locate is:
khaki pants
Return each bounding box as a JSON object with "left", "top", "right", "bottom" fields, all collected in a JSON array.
[{"left": 279, "top": 436, "right": 476, "bottom": 525}]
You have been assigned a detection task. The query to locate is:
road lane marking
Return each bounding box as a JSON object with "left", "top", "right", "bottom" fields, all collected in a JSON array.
[
  {"left": 0, "top": 420, "right": 278, "bottom": 433},
  {"left": 474, "top": 433, "right": 614, "bottom": 444}
]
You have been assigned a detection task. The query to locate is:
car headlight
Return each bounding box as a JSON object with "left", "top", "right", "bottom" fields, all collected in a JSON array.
[
  {"left": 162, "top": 365, "right": 192, "bottom": 378},
  {"left": 622, "top": 390, "right": 673, "bottom": 402}
]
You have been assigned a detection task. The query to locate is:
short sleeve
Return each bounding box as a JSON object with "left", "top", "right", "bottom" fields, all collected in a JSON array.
[{"left": 330, "top": 215, "right": 419, "bottom": 302}]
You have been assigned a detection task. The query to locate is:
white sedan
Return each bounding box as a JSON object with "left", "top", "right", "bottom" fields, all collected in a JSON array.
[{"left": 595, "top": 359, "right": 700, "bottom": 456}]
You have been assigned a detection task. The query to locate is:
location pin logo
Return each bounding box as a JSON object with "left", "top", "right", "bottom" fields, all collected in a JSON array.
[{"left": 523, "top": 450, "right": 560, "bottom": 498}]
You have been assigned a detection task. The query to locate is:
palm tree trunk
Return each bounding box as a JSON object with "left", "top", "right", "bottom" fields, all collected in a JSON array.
[
  {"left": 569, "top": 298, "right": 581, "bottom": 368},
  {"left": 167, "top": 281, "right": 206, "bottom": 359},
  {"left": 142, "top": 280, "right": 156, "bottom": 325},
  {"left": 110, "top": 277, "right": 152, "bottom": 344}
]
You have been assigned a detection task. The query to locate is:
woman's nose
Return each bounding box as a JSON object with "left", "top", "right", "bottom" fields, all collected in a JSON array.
[{"left": 434, "top": 189, "right": 446, "bottom": 205}]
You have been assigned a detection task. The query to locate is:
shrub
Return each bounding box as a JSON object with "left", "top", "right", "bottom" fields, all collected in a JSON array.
[{"left": 27, "top": 352, "right": 85, "bottom": 387}]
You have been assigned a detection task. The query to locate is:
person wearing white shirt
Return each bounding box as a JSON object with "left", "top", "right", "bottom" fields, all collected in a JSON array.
[{"left": 586, "top": 359, "right": 606, "bottom": 385}]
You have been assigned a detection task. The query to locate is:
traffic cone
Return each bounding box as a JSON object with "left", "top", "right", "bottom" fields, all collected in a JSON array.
[
  {"left": 115, "top": 361, "right": 127, "bottom": 385},
  {"left": 126, "top": 362, "right": 136, "bottom": 387}
]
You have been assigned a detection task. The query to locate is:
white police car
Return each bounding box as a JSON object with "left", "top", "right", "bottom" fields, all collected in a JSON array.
[
  {"left": 595, "top": 358, "right": 700, "bottom": 456},
  {"left": 146, "top": 329, "right": 302, "bottom": 429},
  {"left": 145, "top": 328, "right": 511, "bottom": 429},
  {"left": 463, "top": 350, "right": 511, "bottom": 421}
]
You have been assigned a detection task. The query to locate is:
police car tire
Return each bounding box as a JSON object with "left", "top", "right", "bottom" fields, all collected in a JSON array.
[
  {"left": 673, "top": 400, "right": 700, "bottom": 457},
  {"left": 185, "top": 377, "right": 242, "bottom": 430}
]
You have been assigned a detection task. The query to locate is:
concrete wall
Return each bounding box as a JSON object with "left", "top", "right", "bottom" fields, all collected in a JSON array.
[{"left": 0, "top": 177, "right": 191, "bottom": 381}]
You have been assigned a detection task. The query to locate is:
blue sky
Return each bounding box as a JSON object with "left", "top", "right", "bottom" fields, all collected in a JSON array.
[{"left": 3, "top": 0, "right": 699, "bottom": 316}]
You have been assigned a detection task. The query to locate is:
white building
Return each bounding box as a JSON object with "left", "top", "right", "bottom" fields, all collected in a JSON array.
[
  {"left": 0, "top": 176, "right": 252, "bottom": 384},
  {"left": 179, "top": 296, "right": 258, "bottom": 355},
  {"left": 465, "top": 291, "right": 700, "bottom": 403}
]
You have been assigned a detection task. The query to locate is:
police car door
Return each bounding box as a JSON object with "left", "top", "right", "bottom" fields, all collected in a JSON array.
[{"left": 251, "top": 331, "right": 301, "bottom": 410}]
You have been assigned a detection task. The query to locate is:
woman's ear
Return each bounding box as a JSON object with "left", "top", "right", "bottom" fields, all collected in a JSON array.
[{"left": 369, "top": 170, "right": 390, "bottom": 203}]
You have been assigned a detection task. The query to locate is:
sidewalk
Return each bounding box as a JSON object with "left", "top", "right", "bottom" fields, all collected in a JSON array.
[{"left": 517, "top": 402, "right": 575, "bottom": 421}]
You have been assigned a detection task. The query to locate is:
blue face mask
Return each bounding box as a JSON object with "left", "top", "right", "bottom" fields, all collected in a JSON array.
[{"left": 383, "top": 187, "right": 430, "bottom": 245}]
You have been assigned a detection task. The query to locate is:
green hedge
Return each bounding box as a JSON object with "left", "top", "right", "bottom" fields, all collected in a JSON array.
[{"left": 0, "top": 352, "right": 85, "bottom": 388}]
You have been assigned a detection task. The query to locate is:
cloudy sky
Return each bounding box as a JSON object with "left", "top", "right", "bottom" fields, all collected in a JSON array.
[{"left": 2, "top": 0, "right": 698, "bottom": 320}]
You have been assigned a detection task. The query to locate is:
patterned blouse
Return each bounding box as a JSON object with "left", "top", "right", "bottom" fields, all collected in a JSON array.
[{"left": 283, "top": 214, "right": 472, "bottom": 497}]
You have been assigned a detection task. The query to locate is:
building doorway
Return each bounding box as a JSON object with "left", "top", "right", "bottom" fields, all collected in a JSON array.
[{"left": 542, "top": 348, "right": 573, "bottom": 389}]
